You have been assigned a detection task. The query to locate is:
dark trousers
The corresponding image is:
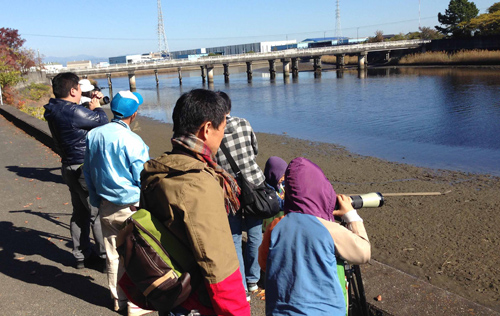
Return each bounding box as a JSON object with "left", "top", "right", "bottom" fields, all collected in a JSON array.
[{"left": 61, "top": 164, "right": 105, "bottom": 261}]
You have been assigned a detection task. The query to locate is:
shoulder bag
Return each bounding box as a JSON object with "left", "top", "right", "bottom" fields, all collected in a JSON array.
[{"left": 219, "top": 142, "right": 280, "bottom": 219}]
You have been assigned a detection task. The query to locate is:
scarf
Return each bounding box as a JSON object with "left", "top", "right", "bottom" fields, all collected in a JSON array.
[{"left": 171, "top": 133, "right": 241, "bottom": 215}]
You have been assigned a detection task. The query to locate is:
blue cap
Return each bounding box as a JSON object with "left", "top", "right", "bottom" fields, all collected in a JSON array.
[{"left": 111, "top": 91, "right": 143, "bottom": 119}]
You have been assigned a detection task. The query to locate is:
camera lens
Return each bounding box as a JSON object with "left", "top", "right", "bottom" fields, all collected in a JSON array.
[
  {"left": 102, "top": 96, "right": 110, "bottom": 104},
  {"left": 334, "top": 192, "right": 384, "bottom": 210}
]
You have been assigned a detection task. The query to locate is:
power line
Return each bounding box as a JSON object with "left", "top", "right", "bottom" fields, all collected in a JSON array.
[{"left": 20, "top": 14, "right": 441, "bottom": 43}]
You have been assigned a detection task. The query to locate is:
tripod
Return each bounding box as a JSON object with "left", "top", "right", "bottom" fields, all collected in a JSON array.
[{"left": 345, "top": 263, "right": 369, "bottom": 316}]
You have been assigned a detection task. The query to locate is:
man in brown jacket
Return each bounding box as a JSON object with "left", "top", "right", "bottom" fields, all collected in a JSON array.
[{"left": 140, "top": 89, "right": 250, "bottom": 316}]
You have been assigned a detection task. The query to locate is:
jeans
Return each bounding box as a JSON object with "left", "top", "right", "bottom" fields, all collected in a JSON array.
[
  {"left": 61, "top": 164, "right": 105, "bottom": 261},
  {"left": 228, "top": 212, "right": 262, "bottom": 291}
]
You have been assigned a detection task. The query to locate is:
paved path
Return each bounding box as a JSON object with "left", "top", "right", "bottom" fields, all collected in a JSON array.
[{"left": 1, "top": 105, "right": 498, "bottom": 316}]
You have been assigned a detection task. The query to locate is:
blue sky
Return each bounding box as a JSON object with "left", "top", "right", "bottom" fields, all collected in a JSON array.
[{"left": 0, "top": 0, "right": 495, "bottom": 59}]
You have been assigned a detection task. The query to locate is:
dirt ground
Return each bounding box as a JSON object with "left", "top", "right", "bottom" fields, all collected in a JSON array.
[{"left": 130, "top": 115, "right": 500, "bottom": 312}]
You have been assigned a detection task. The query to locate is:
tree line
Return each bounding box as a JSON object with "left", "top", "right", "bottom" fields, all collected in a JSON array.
[{"left": 369, "top": 1, "right": 500, "bottom": 42}]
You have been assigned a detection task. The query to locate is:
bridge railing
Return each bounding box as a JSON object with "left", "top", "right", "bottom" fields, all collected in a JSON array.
[{"left": 59, "top": 39, "right": 431, "bottom": 76}]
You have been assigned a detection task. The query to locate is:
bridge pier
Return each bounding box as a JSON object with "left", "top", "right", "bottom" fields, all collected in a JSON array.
[
  {"left": 385, "top": 51, "right": 391, "bottom": 62},
  {"left": 313, "top": 57, "right": 322, "bottom": 78},
  {"left": 336, "top": 54, "right": 345, "bottom": 69},
  {"left": 106, "top": 73, "right": 113, "bottom": 99},
  {"left": 291, "top": 57, "right": 299, "bottom": 78},
  {"left": 154, "top": 69, "right": 159, "bottom": 86},
  {"left": 223, "top": 64, "right": 230, "bottom": 83},
  {"left": 200, "top": 66, "right": 206, "bottom": 84},
  {"left": 128, "top": 72, "right": 136, "bottom": 91},
  {"left": 178, "top": 67, "right": 182, "bottom": 85},
  {"left": 246, "top": 61, "right": 253, "bottom": 81},
  {"left": 206, "top": 65, "right": 214, "bottom": 84},
  {"left": 282, "top": 58, "right": 290, "bottom": 78},
  {"left": 268, "top": 59, "right": 276, "bottom": 80},
  {"left": 358, "top": 52, "right": 368, "bottom": 70}
]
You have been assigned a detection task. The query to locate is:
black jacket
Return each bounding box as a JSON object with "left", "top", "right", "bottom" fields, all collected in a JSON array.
[{"left": 44, "top": 98, "right": 108, "bottom": 165}]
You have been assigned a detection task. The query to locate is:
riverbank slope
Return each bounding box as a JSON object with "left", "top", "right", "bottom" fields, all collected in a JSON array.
[{"left": 132, "top": 114, "right": 500, "bottom": 311}]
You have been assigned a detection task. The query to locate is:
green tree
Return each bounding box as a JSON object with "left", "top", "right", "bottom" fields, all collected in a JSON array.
[
  {"left": 460, "top": 3, "right": 500, "bottom": 36},
  {"left": 436, "top": 0, "right": 479, "bottom": 37},
  {"left": 488, "top": 2, "right": 500, "bottom": 13},
  {"left": 389, "top": 33, "right": 407, "bottom": 41}
]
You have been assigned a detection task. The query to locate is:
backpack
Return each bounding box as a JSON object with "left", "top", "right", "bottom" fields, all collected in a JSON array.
[{"left": 116, "top": 208, "right": 201, "bottom": 312}]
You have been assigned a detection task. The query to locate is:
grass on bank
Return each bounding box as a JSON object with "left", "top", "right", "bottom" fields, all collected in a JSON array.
[
  {"left": 321, "top": 55, "right": 358, "bottom": 65},
  {"left": 15, "top": 83, "right": 52, "bottom": 121},
  {"left": 399, "top": 50, "right": 500, "bottom": 65}
]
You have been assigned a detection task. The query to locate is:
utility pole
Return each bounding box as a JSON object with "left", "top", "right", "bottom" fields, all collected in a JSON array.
[
  {"left": 157, "top": 0, "right": 170, "bottom": 58},
  {"left": 419, "top": 0, "right": 421, "bottom": 29}
]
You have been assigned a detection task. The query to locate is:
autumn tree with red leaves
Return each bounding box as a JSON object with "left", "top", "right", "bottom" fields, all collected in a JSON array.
[{"left": 1, "top": 27, "right": 40, "bottom": 103}]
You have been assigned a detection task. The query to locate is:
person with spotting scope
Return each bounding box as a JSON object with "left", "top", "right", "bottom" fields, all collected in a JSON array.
[{"left": 258, "top": 157, "right": 371, "bottom": 316}]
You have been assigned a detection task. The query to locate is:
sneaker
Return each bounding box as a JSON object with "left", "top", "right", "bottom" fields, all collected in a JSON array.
[
  {"left": 127, "top": 303, "right": 154, "bottom": 316},
  {"left": 246, "top": 291, "right": 251, "bottom": 302},
  {"left": 84, "top": 254, "right": 106, "bottom": 273},
  {"left": 114, "top": 299, "right": 127, "bottom": 312},
  {"left": 75, "top": 260, "right": 85, "bottom": 269},
  {"left": 248, "top": 282, "right": 258, "bottom": 292}
]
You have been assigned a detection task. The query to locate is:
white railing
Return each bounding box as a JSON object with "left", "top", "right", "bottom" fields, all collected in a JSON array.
[{"left": 55, "top": 40, "right": 430, "bottom": 76}]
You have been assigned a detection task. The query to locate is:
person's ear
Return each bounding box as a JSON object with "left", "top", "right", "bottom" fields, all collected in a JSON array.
[
  {"left": 196, "top": 121, "right": 212, "bottom": 141},
  {"left": 69, "top": 87, "right": 78, "bottom": 97}
]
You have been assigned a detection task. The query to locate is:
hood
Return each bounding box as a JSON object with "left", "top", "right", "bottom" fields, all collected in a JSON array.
[
  {"left": 264, "top": 156, "right": 288, "bottom": 190},
  {"left": 283, "top": 157, "right": 336, "bottom": 221},
  {"left": 140, "top": 153, "right": 209, "bottom": 193},
  {"left": 224, "top": 116, "right": 241, "bottom": 134}
]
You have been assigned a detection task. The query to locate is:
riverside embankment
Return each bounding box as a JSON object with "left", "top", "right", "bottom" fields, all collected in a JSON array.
[{"left": 1, "top": 102, "right": 499, "bottom": 315}]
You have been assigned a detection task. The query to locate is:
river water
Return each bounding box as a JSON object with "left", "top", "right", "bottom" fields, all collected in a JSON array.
[{"left": 95, "top": 66, "right": 500, "bottom": 176}]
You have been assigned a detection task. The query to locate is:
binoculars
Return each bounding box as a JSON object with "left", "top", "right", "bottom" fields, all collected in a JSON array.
[{"left": 335, "top": 192, "right": 384, "bottom": 210}]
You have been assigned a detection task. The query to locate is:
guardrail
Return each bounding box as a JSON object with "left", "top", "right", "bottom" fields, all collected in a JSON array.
[{"left": 53, "top": 40, "right": 430, "bottom": 77}]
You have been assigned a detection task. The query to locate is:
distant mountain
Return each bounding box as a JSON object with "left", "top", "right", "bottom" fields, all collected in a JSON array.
[{"left": 43, "top": 55, "right": 108, "bottom": 66}]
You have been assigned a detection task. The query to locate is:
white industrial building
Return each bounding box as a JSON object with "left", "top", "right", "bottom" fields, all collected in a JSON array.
[{"left": 109, "top": 55, "right": 143, "bottom": 65}]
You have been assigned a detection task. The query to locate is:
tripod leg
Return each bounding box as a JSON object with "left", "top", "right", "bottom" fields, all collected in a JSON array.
[{"left": 353, "top": 265, "right": 369, "bottom": 316}]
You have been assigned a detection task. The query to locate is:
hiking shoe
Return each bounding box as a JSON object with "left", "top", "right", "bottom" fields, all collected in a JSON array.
[
  {"left": 248, "top": 282, "right": 258, "bottom": 292},
  {"left": 246, "top": 291, "right": 251, "bottom": 302},
  {"left": 113, "top": 299, "right": 127, "bottom": 312},
  {"left": 84, "top": 254, "right": 106, "bottom": 273},
  {"left": 75, "top": 260, "right": 85, "bottom": 269}
]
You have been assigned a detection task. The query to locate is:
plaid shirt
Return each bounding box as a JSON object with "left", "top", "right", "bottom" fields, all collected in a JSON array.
[{"left": 216, "top": 116, "right": 265, "bottom": 186}]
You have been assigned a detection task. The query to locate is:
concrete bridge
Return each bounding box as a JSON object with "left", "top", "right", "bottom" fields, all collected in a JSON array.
[{"left": 61, "top": 39, "right": 430, "bottom": 90}]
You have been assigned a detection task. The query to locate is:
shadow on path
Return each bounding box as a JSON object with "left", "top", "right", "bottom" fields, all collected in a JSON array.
[
  {"left": 10, "top": 209, "right": 71, "bottom": 232},
  {"left": 5, "top": 165, "right": 64, "bottom": 184},
  {"left": 0, "top": 221, "right": 109, "bottom": 308}
]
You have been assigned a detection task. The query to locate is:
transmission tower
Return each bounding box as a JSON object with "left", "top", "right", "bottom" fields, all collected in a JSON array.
[
  {"left": 157, "top": 0, "right": 170, "bottom": 56},
  {"left": 335, "top": 0, "right": 342, "bottom": 38}
]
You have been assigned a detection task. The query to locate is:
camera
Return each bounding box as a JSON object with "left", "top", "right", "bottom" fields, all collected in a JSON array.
[
  {"left": 101, "top": 96, "right": 110, "bottom": 104},
  {"left": 335, "top": 192, "right": 384, "bottom": 210},
  {"left": 81, "top": 91, "right": 110, "bottom": 106}
]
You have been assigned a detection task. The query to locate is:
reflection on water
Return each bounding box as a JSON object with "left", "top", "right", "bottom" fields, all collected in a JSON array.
[{"left": 96, "top": 66, "right": 500, "bottom": 176}]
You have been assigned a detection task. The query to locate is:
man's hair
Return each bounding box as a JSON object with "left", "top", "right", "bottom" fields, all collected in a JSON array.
[
  {"left": 216, "top": 91, "right": 231, "bottom": 113},
  {"left": 172, "top": 89, "right": 226, "bottom": 135},
  {"left": 52, "top": 72, "right": 79, "bottom": 99}
]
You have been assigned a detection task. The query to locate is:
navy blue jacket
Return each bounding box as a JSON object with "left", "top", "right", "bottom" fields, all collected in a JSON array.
[{"left": 44, "top": 98, "right": 108, "bottom": 165}]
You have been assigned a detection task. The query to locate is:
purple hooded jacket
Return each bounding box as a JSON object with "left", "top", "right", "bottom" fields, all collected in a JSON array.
[{"left": 284, "top": 157, "right": 337, "bottom": 221}]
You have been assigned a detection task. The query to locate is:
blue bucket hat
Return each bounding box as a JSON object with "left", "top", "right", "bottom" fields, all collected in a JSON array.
[{"left": 111, "top": 91, "right": 143, "bottom": 119}]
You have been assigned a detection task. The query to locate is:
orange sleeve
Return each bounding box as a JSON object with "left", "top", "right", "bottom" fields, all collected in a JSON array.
[{"left": 258, "top": 216, "right": 285, "bottom": 272}]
